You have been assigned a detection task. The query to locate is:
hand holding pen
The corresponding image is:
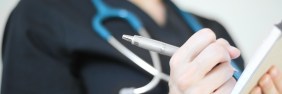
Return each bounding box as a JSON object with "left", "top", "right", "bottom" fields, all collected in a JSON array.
[{"left": 123, "top": 28, "right": 241, "bottom": 94}]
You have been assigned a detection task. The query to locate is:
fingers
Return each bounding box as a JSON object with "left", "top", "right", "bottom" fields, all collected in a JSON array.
[
  {"left": 171, "top": 39, "right": 233, "bottom": 91},
  {"left": 259, "top": 74, "right": 279, "bottom": 94},
  {"left": 169, "top": 28, "right": 218, "bottom": 84},
  {"left": 191, "top": 39, "right": 231, "bottom": 77},
  {"left": 269, "top": 66, "right": 282, "bottom": 93},
  {"left": 250, "top": 86, "right": 262, "bottom": 94},
  {"left": 216, "top": 38, "right": 240, "bottom": 59},
  {"left": 171, "top": 28, "right": 216, "bottom": 66},
  {"left": 197, "top": 63, "right": 234, "bottom": 93},
  {"left": 251, "top": 66, "right": 282, "bottom": 94},
  {"left": 214, "top": 78, "right": 236, "bottom": 94},
  {"left": 168, "top": 28, "right": 241, "bottom": 94},
  {"left": 229, "top": 46, "right": 241, "bottom": 59}
]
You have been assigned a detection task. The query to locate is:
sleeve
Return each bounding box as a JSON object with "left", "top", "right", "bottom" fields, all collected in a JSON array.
[{"left": 1, "top": 0, "right": 83, "bottom": 94}]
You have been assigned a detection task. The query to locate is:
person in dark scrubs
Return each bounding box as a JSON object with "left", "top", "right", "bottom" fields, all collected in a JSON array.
[{"left": 2, "top": 0, "right": 281, "bottom": 94}]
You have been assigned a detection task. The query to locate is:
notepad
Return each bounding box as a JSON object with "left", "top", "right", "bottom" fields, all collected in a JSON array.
[{"left": 231, "top": 22, "right": 282, "bottom": 94}]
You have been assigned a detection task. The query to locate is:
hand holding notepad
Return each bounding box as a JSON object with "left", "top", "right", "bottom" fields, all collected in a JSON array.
[{"left": 231, "top": 21, "right": 282, "bottom": 94}]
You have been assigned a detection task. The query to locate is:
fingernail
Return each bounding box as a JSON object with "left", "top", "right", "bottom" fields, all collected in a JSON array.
[
  {"left": 254, "top": 86, "right": 261, "bottom": 94},
  {"left": 260, "top": 75, "right": 270, "bottom": 86},
  {"left": 229, "top": 46, "right": 240, "bottom": 58}
]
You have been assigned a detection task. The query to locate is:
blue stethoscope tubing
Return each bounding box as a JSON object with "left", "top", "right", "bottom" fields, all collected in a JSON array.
[
  {"left": 91, "top": 0, "right": 242, "bottom": 93},
  {"left": 92, "top": 0, "right": 168, "bottom": 93}
]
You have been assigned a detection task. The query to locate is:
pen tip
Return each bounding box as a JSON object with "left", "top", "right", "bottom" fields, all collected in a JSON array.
[{"left": 122, "top": 35, "right": 133, "bottom": 42}]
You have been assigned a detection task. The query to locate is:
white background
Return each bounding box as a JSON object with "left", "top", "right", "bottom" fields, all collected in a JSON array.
[
  {"left": 173, "top": 0, "right": 282, "bottom": 61},
  {"left": 0, "top": 0, "right": 282, "bottom": 90}
]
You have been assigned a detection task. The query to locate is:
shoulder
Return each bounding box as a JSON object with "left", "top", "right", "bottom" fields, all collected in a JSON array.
[{"left": 3, "top": 0, "right": 73, "bottom": 58}]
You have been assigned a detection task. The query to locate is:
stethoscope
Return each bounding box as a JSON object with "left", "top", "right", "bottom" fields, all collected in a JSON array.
[{"left": 91, "top": 0, "right": 241, "bottom": 94}]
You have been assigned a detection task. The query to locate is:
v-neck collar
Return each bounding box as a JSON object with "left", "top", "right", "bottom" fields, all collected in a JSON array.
[
  {"left": 103, "top": 0, "right": 193, "bottom": 42},
  {"left": 124, "top": 1, "right": 167, "bottom": 30}
]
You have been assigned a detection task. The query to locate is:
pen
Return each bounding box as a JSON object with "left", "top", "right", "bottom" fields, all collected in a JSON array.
[
  {"left": 122, "top": 34, "right": 242, "bottom": 80},
  {"left": 122, "top": 35, "right": 179, "bottom": 56}
]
